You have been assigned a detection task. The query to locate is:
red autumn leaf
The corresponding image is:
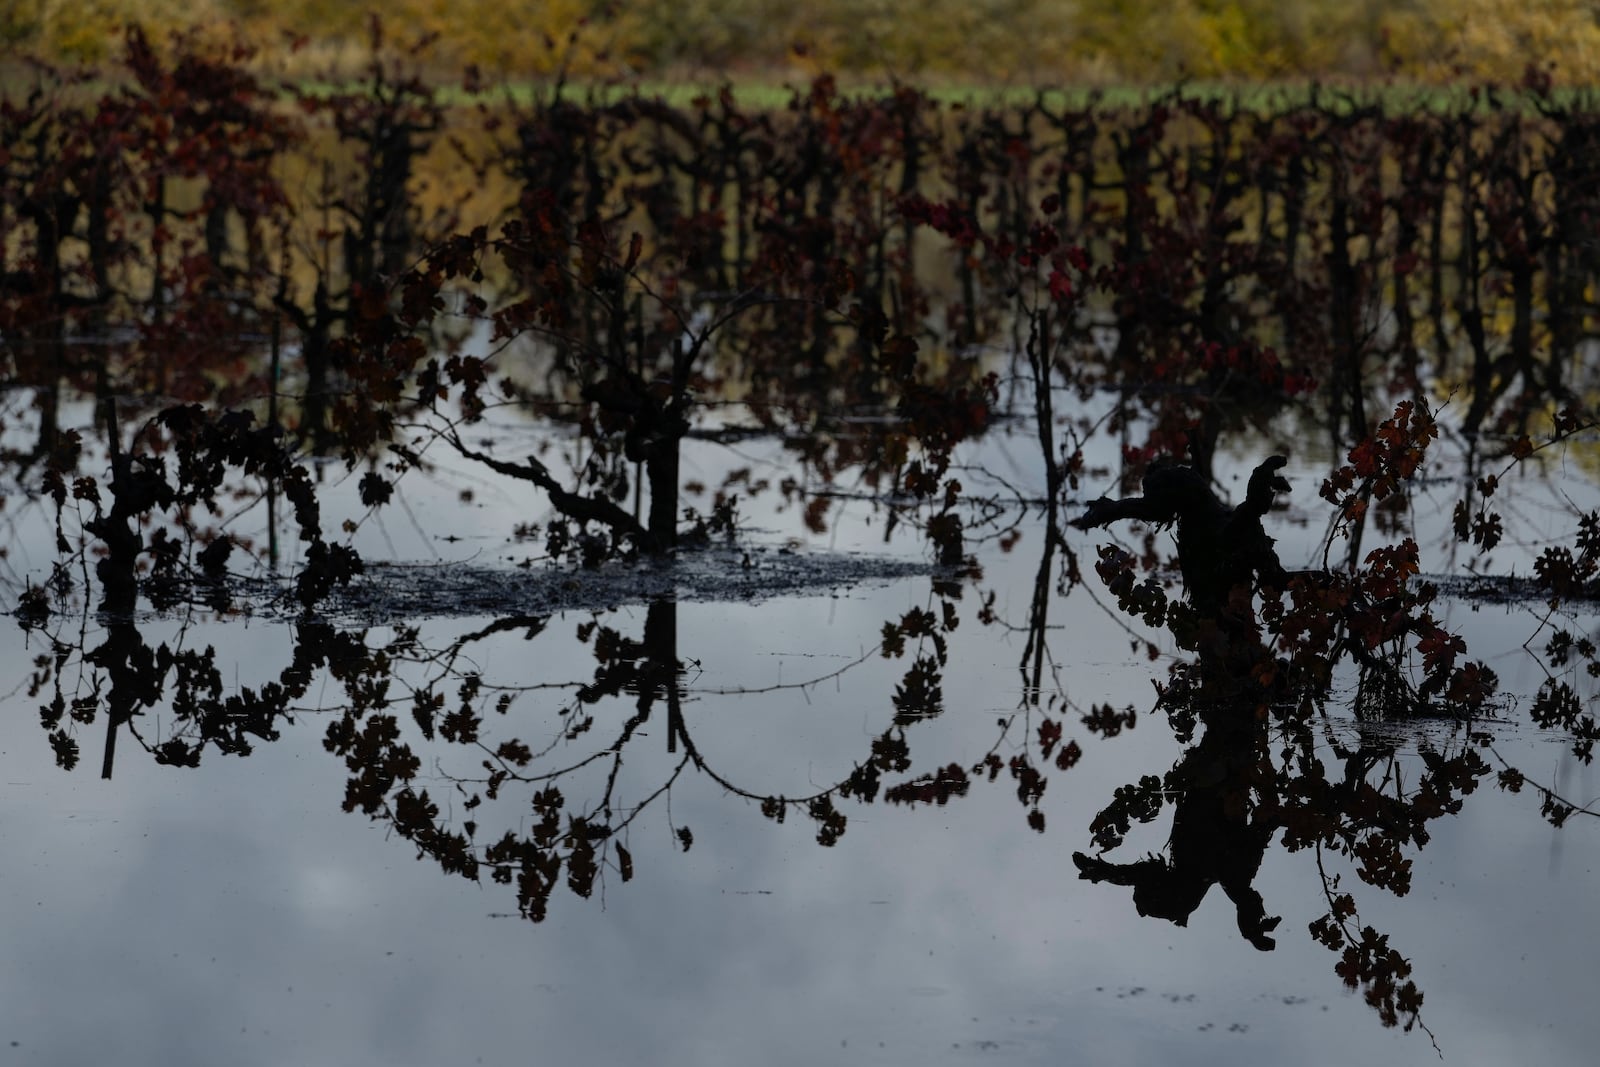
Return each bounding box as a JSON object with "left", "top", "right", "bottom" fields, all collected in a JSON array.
[{"left": 1048, "top": 268, "right": 1073, "bottom": 302}]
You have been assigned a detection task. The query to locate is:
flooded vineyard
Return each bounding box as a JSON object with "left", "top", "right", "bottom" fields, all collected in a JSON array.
[{"left": 2, "top": 31, "right": 1599, "bottom": 1065}]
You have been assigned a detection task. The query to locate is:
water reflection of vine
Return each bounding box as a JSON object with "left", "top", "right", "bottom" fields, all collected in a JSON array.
[
  {"left": 12, "top": 437, "right": 1600, "bottom": 1049},
  {"left": 17, "top": 580, "right": 977, "bottom": 914},
  {"left": 971, "top": 448, "right": 1597, "bottom": 1048}
]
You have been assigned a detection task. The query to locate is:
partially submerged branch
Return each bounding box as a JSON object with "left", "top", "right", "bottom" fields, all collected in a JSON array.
[
  {"left": 1072, "top": 455, "right": 1290, "bottom": 614},
  {"left": 438, "top": 429, "right": 657, "bottom": 552}
]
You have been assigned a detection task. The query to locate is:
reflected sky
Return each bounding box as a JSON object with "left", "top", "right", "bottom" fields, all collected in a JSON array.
[
  {"left": 3, "top": 523, "right": 1597, "bottom": 1066},
  {"left": 2, "top": 403, "right": 1598, "bottom": 1066}
]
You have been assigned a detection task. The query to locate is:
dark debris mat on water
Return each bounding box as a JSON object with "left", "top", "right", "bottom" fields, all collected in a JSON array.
[
  {"left": 1425, "top": 572, "right": 1600, "bottom": 606},
  {"left": 314, "top": 545, "right": 944, "bottom": 623}
]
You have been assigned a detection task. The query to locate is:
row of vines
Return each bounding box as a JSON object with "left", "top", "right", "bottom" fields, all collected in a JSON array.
[
  {"left": 6, "top": 33, "right": 1600, "bottom": 451},
  {"left": 4, "top": 27, "right": 1600, "bottom": 705}
]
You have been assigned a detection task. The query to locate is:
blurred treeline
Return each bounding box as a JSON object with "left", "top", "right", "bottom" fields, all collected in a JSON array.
[{"left": 5, "top": 0, "right": 1600, "bottom": 85}]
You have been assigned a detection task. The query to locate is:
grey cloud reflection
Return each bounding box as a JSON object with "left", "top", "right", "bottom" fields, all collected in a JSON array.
[{"left": 3, "top": 531, "right": 1599, "bottom": 1065}]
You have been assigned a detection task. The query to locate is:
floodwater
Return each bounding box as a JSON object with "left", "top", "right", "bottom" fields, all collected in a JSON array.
[{"left": 1, "top": 395, "right": 1597, "bottom": 1067}]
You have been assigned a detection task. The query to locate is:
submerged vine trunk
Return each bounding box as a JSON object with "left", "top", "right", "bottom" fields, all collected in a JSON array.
[
  {"left": 646, "top": 441, "right": 680, "bottom": 551},
  {"left": 1071, "top": 455, "right": 1291, "bottom": 619}
]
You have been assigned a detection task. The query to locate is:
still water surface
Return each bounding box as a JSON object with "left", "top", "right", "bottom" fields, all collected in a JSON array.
[{"left": 1, "top": 406, "right": 1596, "bottom": 1066}]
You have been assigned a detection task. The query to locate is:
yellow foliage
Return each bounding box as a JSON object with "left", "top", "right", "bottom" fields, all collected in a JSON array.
[
  {"left": 1385, "top": 0, "right": 1600, "bottom": 83},
  {"left": 443, "top": 0, "right": 631, "bottom": 76},
  {"left": 800, "top": 0, "right": 1074, "bottom": 80},
  {"left": 7, "top": 0, "right": 1600, "bottom": 85},
  {"left": 1071, "top": 0, "right": 1387, "bottom": 81},
  {"left": 1, "top": 0, "right": 47, "bottom": 47},
  {"left": 240, "top": 0, "right": 632, "bottom": 77},
  {"left": 33, "top": 0, "right": 229, "bottom": 61}
]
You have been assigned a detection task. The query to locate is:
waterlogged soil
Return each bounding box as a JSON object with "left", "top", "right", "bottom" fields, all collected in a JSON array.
[
  {"left": 1426, "top": 571, "right": 1600, "bottom": 606},
  {"left": 133, "top": 544, "right": 947, "bottom": 625},
  {"left": 316, "top": 545, "right": 948, "bottom": 623},
  {"left": 90, "top": 541, "right": 1600, "bottom": 625}
]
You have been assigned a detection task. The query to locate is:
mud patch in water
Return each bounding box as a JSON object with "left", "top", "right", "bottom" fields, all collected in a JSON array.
[{"left": 310, "top": 544, "right": 945, "bottom": 623}]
